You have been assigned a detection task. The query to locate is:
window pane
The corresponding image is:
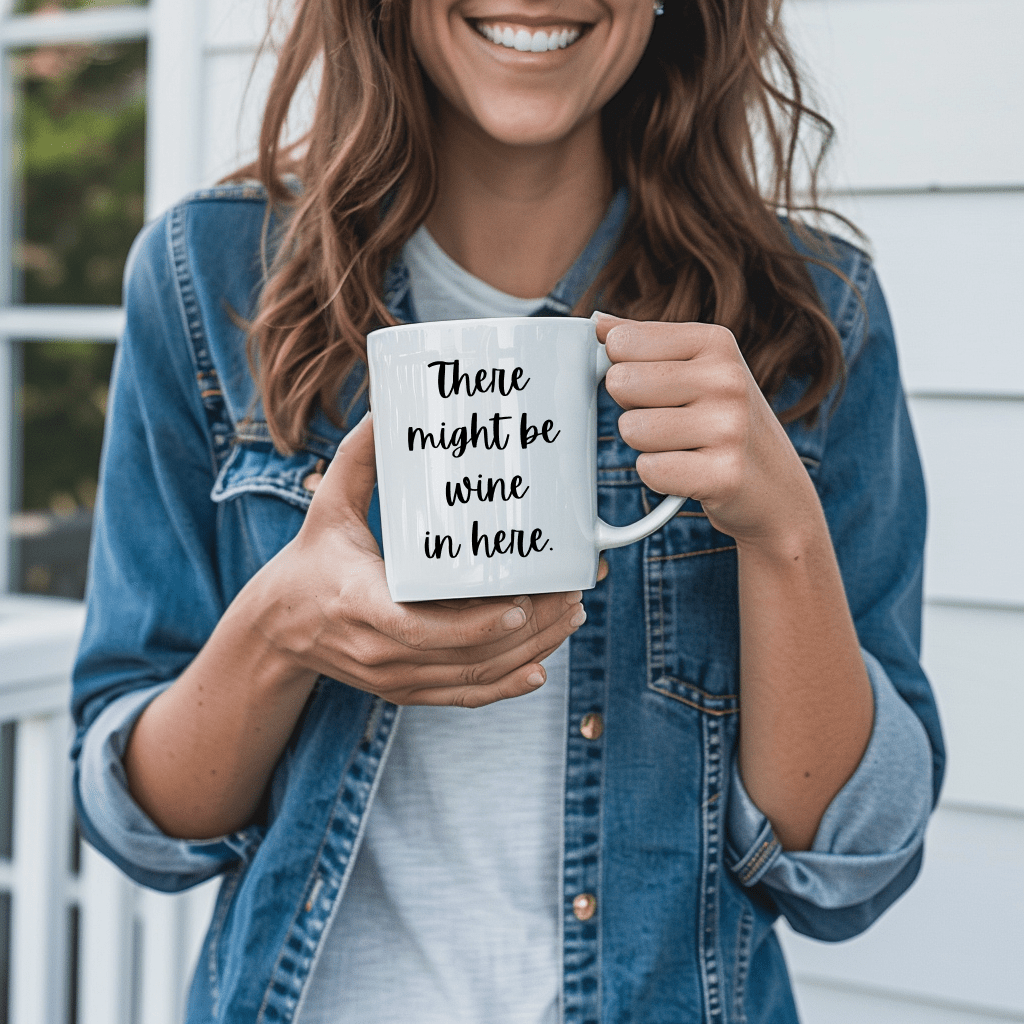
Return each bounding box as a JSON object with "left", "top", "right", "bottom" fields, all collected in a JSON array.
[
  {"left": 0, "top": 724, "right": 14, "bottom": 862},
  {"left": 0, "top": 891, "right": 9, "bottom": 1024},
  {"left": 13, "top": 1, "right": 146, "bottom": 16},
  {"left": 11, "top": 39, "right": 146, "bottom": 306},
  {"left": 10, "top": 340, "right": 114, "bottom": 599},
  {"left": 66, "top": 905, "right": 80, "bottom": 1024}
]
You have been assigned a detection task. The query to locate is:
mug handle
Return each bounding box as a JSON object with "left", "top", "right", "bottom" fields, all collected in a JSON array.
[{"left": 593, "top": 339, "right": 686, "bottom": 551}]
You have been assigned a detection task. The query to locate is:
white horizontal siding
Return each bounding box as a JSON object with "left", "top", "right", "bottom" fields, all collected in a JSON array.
[
  {"left": 830, "top": 191, "right": 1024, "bottom": 397},
  {"left": 781, "top": 806, "right": 1024, "bottom": 1019},
  {"left": 786, "top": 0, "right": 1024, "bottom": 190},
  {"left": 909, "top": 397, "right": 1024, "bottom": 608},
  {"left": 923, "top": 603, "right": 1024, "bottom": 814},
  {"left": 792, "top": 980, "right": 1024, "bottom": 1024}
]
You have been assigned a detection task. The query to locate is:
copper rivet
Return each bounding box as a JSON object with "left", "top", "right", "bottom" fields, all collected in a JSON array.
[
  {"left": 573, "top": 893, "right": 597, "bottom": 921},
  {"left": 580, "top": 712, "right": 604, "bottom": 741}
]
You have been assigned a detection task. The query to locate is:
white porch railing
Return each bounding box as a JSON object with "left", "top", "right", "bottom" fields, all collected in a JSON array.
[{"left": 0, "top": 595, "right": 215, "bottom": 1024}]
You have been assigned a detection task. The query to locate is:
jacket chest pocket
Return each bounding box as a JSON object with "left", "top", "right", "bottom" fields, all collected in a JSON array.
[
  {"left": 211, "top": 442, "right": 321, "bottom": 572},
  {"left": 643, "top": 490, "right": 740, "bottom": 715}
]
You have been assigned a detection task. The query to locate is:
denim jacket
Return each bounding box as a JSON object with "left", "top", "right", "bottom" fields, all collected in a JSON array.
[{"left": 71, "top": 183, "right": 944, "bottom": 1024}]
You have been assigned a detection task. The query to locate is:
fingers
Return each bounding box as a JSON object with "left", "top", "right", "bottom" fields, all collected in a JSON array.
[
  {"left": 417, "top": 594, "right": 583, "bottom": 682},
  {"left": 618, "top": 405, "right": 739, "bottom": 453},
  {"left": 404, "top": 657, "right": 556, "bottom": 709},
  {"left": 594, "top": 312, "right": 735, "bottom": 365},
  {"left": 605, "top": 360, "right": 697, "bottom": 411},
  {"left": 634, "top": 449, "right": 726, "bottom": 505},
  {"left": 361, "top": 589, "right": 582, "bottom": 657},
  {"left": 364, "top": 593, "right": 538, "bottom": 652}
]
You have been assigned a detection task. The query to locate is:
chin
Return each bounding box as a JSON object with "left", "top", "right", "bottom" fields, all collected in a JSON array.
[{"left": 467, "top": 99, "right": 585, "bottom": 149}]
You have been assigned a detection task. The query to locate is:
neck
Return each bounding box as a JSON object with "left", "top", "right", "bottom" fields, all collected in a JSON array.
[{"left": 425, "top": 101, "right": 613, "bottom": 299}]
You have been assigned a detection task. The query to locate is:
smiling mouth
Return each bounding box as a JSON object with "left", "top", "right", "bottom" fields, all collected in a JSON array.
[{"left": 470, "top": 19, "right": 588, "bottom": 52}]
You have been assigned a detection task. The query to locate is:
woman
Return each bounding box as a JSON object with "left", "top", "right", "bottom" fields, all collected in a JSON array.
[{"left": 71, "top": 0, "right": 943, "bottom": 1020}]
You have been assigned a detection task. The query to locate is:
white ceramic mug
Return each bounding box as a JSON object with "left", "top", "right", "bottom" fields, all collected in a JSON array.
[{"left": 367, "top": 316, "right": 685, "bottom": 602}]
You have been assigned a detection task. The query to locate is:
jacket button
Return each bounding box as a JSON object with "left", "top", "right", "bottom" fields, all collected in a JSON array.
[
  {"left": 573, "top": 893, "right": 597, "bottom": 921},
  {"left": 580, "top": 712, "right": 603, "bottom": 741}
]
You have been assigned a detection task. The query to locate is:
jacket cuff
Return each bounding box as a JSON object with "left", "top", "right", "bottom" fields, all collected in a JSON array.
[
  {"left": 76, "top": 683, "right": 263, "bottom": 888},
  {"left": 725, "top": 647, "right": 933, "bottom": 907}
]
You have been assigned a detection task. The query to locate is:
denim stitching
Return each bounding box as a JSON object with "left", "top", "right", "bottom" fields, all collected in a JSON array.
[
  {"left": 169, "top": 204, "right": 235, "bottom": 472},
  {"left": 647, "top": 544, "right": 737, "bottom": 563},
  {"left": 649, "top": 691, "right": 739, "bottom": 716},
  {"left": 256, "top": 700, "right": 402, "bottom": 1023},
  {"left": 207, "top": 866, "right": 243, "bottom": 1017},
  {"left": 698, "top": 715, "right": 725, "bottom": 1023},
  {"left": 732, "top": 904, "right": 754, "bottom": 1023},
  {"left": 738, "top": 837, "right": 780, "bottom": 885}
]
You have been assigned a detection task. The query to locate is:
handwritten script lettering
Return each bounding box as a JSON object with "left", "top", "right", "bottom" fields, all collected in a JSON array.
[
  {"left": 411, "top": 358, "right": 562, "bottom": 563},
  {"left": 446, "top": 474, "right": 529, "bottom": 507},
  {"left": 428, "top": 359, "right": 530, "bottom": 398}
]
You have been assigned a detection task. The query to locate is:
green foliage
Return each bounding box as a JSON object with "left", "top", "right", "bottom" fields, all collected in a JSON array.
[
  {"left": 15, "top": 39, "right": 147, "bottom": 306},
  {"left": 19, "top": 340, "right": 114, "bottom": 513},
  {"left": 14, "top": 1, "right": 145, "bottom": 15}
]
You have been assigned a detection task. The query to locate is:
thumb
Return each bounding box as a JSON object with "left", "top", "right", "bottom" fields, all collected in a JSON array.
[{"left": 314, "top": 411, "right": 378, "bottom": 523}]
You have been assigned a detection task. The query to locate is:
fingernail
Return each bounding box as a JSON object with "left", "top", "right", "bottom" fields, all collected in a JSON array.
[
  {"left": 590, "top": 310, "right": 613, "bottom": 322},
  {"left": 501, "top": 607, "right": 528, "bottom": 630},
  {"left": 566, "top": 591, "right": 583, "bottom": 606},
  {"left": 570, "top": 608, "right": 587, "bottom": 629},
  {"left": 527, "top": 669, "right": 546, "bottom": 687}
]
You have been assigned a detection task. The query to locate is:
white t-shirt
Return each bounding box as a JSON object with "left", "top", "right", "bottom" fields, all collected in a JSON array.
[{"left": 298, "top": 226, "right": 566, "bottom": 1024}]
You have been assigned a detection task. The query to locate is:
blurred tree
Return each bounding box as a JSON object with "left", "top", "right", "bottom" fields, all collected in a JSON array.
[
  {"left": 6, "top": 32, "right": 147, "bottom": 597},
  {"left": 14, "top": 1, "right": 145, "bottom": 16},
  {"left": 14, "top": 38, "right": 146, "bottom": 306},
  {"left": 19, "top": 341, "right": 113, "bottom": 513}
]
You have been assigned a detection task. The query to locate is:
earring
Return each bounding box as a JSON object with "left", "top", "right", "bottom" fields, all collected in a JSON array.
[{"left": 653, "top": 0, "right": 664, "bottom": 14}]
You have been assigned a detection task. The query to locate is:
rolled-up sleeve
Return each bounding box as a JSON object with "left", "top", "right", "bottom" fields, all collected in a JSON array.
[
  {"left": 78, "top": 683, "right": 261, "bottom": 891},
  {"left": 726, "top": 647, "right": 933, "bottom": 910}
]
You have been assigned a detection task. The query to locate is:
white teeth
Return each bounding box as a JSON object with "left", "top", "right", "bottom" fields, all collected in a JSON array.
[{"left": 474, "top": 22, "right": 583, "bottom": 51}]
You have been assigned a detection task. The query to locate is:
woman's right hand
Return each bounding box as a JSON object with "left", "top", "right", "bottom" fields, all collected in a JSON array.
[
  {"left": 248, "top": 413, "right": 588, "bottom": 709},
  {"left": 126, "top": 413, "right": 585, "bottom": 840}
]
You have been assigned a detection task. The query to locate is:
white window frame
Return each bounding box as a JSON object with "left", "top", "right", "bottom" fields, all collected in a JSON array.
[{"left": 0, "top": 0, "right": 204, "bottom": 594}]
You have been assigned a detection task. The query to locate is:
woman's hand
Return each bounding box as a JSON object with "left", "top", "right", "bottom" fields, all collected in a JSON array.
[
  {"left": 595, "top": 312, "right": 874, "bottom": 852},
  {"left": 249, "top": 413, "right": 586, "bottom": 709},
  {"left": 595, "top": 312, "right": 820, "bottom": 553},
  {"left": 126, "top": 414, "right": 584, "bottom": 840}
]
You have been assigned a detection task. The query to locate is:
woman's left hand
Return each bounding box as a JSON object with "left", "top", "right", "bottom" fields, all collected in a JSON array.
[{"left": 595, "top": 312, "right": 821, "bottom": 552}]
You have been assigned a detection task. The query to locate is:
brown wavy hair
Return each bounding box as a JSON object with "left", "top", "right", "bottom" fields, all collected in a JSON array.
[{"left": 232, "top": 0, "right": 853, "bottom": 452}]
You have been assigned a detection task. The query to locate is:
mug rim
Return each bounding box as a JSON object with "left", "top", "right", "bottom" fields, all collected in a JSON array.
[{"left": 367, "top": 315, "right": 594, "bottom": 344}]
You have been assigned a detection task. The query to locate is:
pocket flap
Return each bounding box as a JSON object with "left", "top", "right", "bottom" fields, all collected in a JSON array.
[{"left": 211, "top": 443, "right": 323, "bottom": 512}]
